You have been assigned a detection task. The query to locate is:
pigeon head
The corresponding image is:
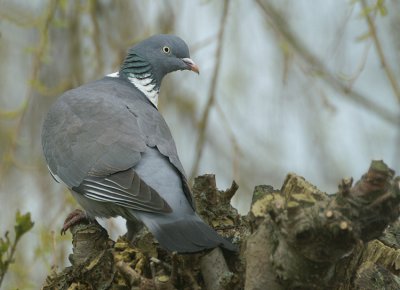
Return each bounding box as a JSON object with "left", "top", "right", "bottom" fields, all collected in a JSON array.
[{"left": 119, "top": 35, "right": 199, "bottom": 91}]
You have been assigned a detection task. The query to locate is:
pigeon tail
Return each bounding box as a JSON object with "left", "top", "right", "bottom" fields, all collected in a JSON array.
[{"left": 139, "top": 214, "right": 237, "bottom": 253}]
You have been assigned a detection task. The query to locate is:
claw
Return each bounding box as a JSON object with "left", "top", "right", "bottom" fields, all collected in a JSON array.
[{"left": 61, "top": 209, "right": 89, "bottom": 235}]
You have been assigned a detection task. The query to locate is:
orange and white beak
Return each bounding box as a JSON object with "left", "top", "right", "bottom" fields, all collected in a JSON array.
[{"left": 182, "top": 58, "right": 200, "bottom": 74}]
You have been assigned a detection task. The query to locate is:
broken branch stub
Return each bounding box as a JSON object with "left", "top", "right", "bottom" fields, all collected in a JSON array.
[{"left": 245, "top": 160, "right": 400, "bottom": 290}]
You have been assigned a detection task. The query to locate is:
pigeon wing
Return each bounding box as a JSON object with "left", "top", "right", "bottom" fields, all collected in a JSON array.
[{"left": 42, "top": 78, "right": 172, "bottom": 213}]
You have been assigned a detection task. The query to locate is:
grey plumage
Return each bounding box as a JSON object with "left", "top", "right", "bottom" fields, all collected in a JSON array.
[{"left": 41, "top": 35, "right": 236, "bottom": 253}]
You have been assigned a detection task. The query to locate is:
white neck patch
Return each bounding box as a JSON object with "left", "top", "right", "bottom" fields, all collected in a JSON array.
[{"left": 106, "top": 72, "right": 159, "bottom": 108}]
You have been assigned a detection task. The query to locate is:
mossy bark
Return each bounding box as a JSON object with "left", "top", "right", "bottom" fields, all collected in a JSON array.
[{"left": 42, "top": 160, "right": 400, "bottom": 289}]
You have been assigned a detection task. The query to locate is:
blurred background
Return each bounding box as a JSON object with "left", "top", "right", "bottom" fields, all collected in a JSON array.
[{"left": 1, "top": 0, "right": 399, "bottom": 288}]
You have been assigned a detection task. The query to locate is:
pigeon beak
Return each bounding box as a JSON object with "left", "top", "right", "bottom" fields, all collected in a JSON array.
[{"left": 182, "top": 58, "right": 200, "bottom": 74}]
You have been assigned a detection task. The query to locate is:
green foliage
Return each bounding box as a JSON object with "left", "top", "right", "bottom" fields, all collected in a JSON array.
[
  {"left": 0, "top": 211, "right": 34, "bottom": 287},
  {"left": 375, "top": 0, "right": 387, "bottom": 16},
  {"left": 358, "top": 0, "right": 388, "bottom": 17},
  {"left": 14, "top": 211, "right": 34, "bottom": 241},
  {"left": 0, "top": 234, "right": 11, "bottom": 270},
  {"left": 354, "top": 0, "right": 389, "bottom": 42}
]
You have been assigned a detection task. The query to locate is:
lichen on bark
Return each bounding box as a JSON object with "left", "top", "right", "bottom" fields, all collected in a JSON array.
[{"left": 43, "top": 161, "right": 400, "bottom": 290}]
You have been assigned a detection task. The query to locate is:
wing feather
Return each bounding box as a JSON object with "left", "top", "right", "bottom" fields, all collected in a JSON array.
[{"left": 74, "top": 168, "right": 172, "bottom": 213}]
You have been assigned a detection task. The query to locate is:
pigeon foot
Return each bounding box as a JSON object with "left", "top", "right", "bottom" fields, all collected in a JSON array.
[{"left": 61, "top": 209, "right": 90, "bottom": 235}]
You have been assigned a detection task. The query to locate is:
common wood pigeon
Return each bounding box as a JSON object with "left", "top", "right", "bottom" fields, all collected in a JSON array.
[{"left": 41, "top": 34, "right": 236, "bottom": 253}]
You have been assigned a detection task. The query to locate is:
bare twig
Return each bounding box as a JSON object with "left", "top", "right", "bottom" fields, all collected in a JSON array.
[
  {"left": 190, "top": 0, "right": 230, "bottom": 180},
  {"left": 150, "top": 257, "right": 172, "bottom": 271},
  {"left": 200, "top": 248, "right": 234, "bottom": 290},
  {"left": 255, "top": 0, "right": 399, "bottom": 125},
  {"left": 0, "top": 0, "right": 60, "bottom": 179},
  {"left": 116, "top": 261, "right": 142, "bottom": 285},
  {"left": 215, "top": 100, "right": 243, "bottom": 181},
  {"left": 338, "top": 42, "right": 372, "bottom": 88},
  {"left": 360, "top": 0, "right": 400, "bottom": 102},
  {"left": 89, "top": 0, "right": 104, "bottom": 75}
]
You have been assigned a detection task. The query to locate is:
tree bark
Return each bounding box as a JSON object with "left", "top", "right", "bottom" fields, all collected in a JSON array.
[{"left": 42, "top": 160, "right": 400, "bottom": 290}]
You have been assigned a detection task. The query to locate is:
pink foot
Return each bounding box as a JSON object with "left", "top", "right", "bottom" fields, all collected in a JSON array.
[{"left": 61, "top": 209, "right": 89, "bottom": 235}]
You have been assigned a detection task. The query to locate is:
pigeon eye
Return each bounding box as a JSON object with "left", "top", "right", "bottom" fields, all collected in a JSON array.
[{"left": 162, "top": 46, "right": 171, "bottom": 54}]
